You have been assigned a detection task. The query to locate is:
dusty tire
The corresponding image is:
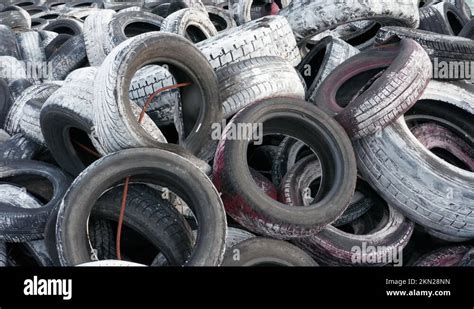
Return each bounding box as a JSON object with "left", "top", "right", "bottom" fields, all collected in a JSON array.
[
  {"left": 353, "top": 81, "right": 474, "bottom": 239},
  {"left": 217, "top": 56, "right": 305, "bottom": 118},
  {"left": 222, "top": 237, "right": 318, "bottom": 266},
  {"left": 0, "top": 25, "right": 20, "bottom": 58},
  {"left": 82, "top": 9, "right": 114, "bottom": 66},
  {"left": 196, "top": 15, "right": 301, "bottom": 70},
  {"left": 54, "top": 148, "right": 227, "bottom": 266},
  {"left": 297, "top": 36, "right": 360, "bottom": 104},
  {"left": 16, "top": 30, "right": 45, "bottom": 63},
  {"left": 161, "top": 8, "right": 217, "bottom": 43},
  {"left": 0, "top": 160, "right": 71, "bottom": 242},
  {"left": 0, "top": 6, "right": 32, "bottom": 30},
  {"left": 205, "top": 5, "right": 236, "bottom": 32},
  {"left": 5, "top": 83, "right": 60, "bottom": 135},
  {"left": 213, "top": 98, "right": 357, "bottom": 238},
  {"left": 0, "top": 133, "right": 41, "bottom": 160},
  {"left": 103, "top": 10, "right": 163, "bottom": 56},
  {"left": 19, "top": 98, "right": 46, "bottom": 145},
  {"left": 278, "top": 0, "right": 419, "bottom": 44},
  {"left": 314, "top": 39, "right": 432, "bottom": 139},
  {"left": 93, "top": 32, "right": 220, "bottom": 161},
  {"left": 47, "top": 34, "right": 88, "bottom": 80}
]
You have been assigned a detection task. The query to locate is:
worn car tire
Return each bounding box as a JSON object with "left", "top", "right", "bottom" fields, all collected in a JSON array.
[{"left": 54, "top": 148, "right": 227, "bottom": 266}]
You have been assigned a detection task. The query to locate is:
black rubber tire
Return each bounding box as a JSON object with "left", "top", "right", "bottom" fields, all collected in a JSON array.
[
  {"left": 196, "top": 15, "right": 301, "bottom": 70},
  {"left": 0, "top": 133, "right": 41, "bottom": 160},
  {"left": 213, "top": 98, "right": 357, "bottom": 239},
  {"left": 0, "top": 242, "right": 7, "bottom": 266},
  {"left": 419, "top": 2, "right": 469, "bottom": 35},
  {"left": 88, "top": 218, "right": 116, "bottom": 260},
  {"left": 20, "top": 240, "right": 55, "bottom": 266},
  {"left": 271, "top": 137, "right": 311, "bottom": 187},
  {"left": 44, "top": 33, "right": 72, "bottom": 59},
  {"left": 0, "top": 6, "right": 32, "bottom": 30},
  {"left": 293, "top": 196, "right": 414, "bottom": 266},
  {"left": 375, "top": 26, "right": 474, "bottom": 77},
  {"left": 47, "top": 34, "right": 88, "bottom": 80},
  {"left": 31, "top": 17, "right": 48, "bottom": 29},
  {"left": 93, "top": 32, "right": 221, "bottom": 161},
  {"left": 222, "top": 237, "right": 318, "bottom": 266},
  {"left": 90, "top": 184, "right": 193, "bottom": 265},
  {"left": 0, "top": 79, "right": 13, "bottom": 129},
  {"left": 54, "top": 148, "right": 227, "bottom": 266},
  {"left": 65, "top": 0, "right": 103, "bottom": 9},
  {"left": 353, "top": 81, "right": 474, "bottom": 239},
  {"left": 278, "top": 155, "right": 374, "bottom": 227},
  {"left": 216, "top": 56, "right": 305, "bottom": 118},
  {"left": 103, "top": 10, "right": 164, "bottom": 56},
  {"left": 297, "top": 36, "right": 360, "bottom": 104},
  {"left": 205, "top": 5, "right": 236, "bottom": 32},
  {"left": 161, "top": 8, "right": 217, "bottom": 43},
  {"left": 459, "top": 18, "right": 474, "bottom": 38},
  {"left": 278, "top": 0, "right": 419, "bottom": 44},
  {"left": 38, "top": 30, "right": 58, "bottom": 47},
  {"left": 42, "top": 16, "right": 84, "bottom": 35},
  {"left": 0, "top": 160, "right": 71, "bottom": 242},
  {"left": 0, "top": 25, "right": 20, "bottom": 58},
  {"left": 314, "top": 39, "right": 432, "bottom": 139}
]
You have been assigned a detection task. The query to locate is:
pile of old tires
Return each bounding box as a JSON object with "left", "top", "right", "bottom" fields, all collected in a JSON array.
[{"left": 0, "top": 0, "right": 472, "bottom": 267}]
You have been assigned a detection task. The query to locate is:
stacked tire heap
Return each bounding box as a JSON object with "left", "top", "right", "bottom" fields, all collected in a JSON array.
[{"left": 0, "top": 0, "right": 472, "bottom": 267}]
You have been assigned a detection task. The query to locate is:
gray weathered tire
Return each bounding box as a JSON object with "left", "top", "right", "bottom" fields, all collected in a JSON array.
[
  {"left": 103, "top": 10, "right": 163, "bottom": 56},
  {"left": 19, "top": 98, "right": 45, "bottom": 145},
  {"left": 222, "top": 237, "right": 318, "bottom": 266},
  {"left": 217, "top": 56, "right": 305, "bottom": 118},
  {"left": 293, "top": 203, "right": 414, "bottom": 266},
  {"left": 314, "top": 39, "right": 432, "bottom": 139},
  {"left": 93, "top": 32, "right": 220, "bottom": 161},
  {"left": 196, "top": 15, "right": 301, "bottom": 70},
  {"left": 161, "top": 8, "right": 217, "bottom": 43},
  {"left": 297, "top": 35, "right": 359, "bottom": 104},
  {"left": 278, "top": 0, "right": 419, "bottom": 44},
  {"left": 0, "top": 25, "right": 20, "bottom": 58},
  {"left": 5, "top": 82, "right": 60, "bottom": 135},
  {"left": 205, "top": 5, "right": 236, "bottom": 32},
  {"left": 83, "top": 9, "right": 115, "bottom": 66},
  {"left": 0, "top": 133, "right": 41, "bottom": 160},
  {"left": 16, "top": 30, "right": 45, "bottom": 63},
  {"left": 0, "top": 6, "right": 32, "bottom": 30},
  {"left": 54, "top": 148, "right": 227, "bottom": 266},
  {"left": 47, "top": 34, "right": 88, "bottom": 80},
  {"left": 353, "top": 81, "right": 474, "bottom": 239}
]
